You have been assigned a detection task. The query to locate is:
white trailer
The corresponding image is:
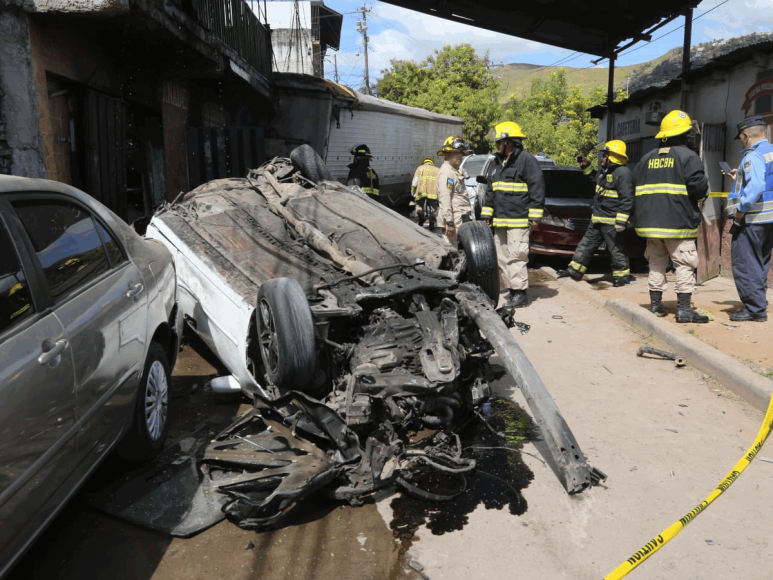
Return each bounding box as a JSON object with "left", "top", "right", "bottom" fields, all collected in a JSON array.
[{"left": 265, "top": 73, "right": 463, "bottom": 206}]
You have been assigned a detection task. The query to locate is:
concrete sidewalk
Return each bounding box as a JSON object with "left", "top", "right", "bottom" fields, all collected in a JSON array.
[{"left": 537, "top": 267, "right": 773, "bottom": 413}]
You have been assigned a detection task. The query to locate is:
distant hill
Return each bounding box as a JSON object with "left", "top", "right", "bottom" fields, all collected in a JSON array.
[{"left": 495, "top": 32, "right": 773, "bottom": 104}]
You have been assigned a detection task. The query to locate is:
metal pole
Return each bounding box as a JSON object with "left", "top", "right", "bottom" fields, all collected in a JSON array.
[
  {"left": 360, "top": 5, "right": 371, "bottom": 95},
  {"left": 680, "top": 9, "right": 693, "bottom": 111},
  {"left": 457, "top": 287, "right": 596, "bottom": 493},
  {"left": 606, "top": 54, "right": 615, "bottom": 142},
  {"left": 334, "top": 54, "right": 339, "bottom": 83}
]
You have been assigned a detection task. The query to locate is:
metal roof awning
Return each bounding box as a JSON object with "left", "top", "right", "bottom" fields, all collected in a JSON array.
[
  {"left": 380, "top": 0, "right": 701, "bottom": 57},
  {"left": 312, "top": 1, "right": 343, "bottom": 51}
]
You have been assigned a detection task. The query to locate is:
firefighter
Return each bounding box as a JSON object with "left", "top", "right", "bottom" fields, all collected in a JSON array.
[
  {"left": 724, "top": 115, "right": 773, "bottom": 322},
  {"left": 481, "top": 121, "right": 545, "bottom": 309},
  {"left": 556, "top": 140, "right": 634, "bottom": 286},
  {"left": 347, "top": 144, "right": 380, "bottom": 202},
  {"left": 632, "top": 110, "right": 709, "bottom": 323},
  {"left": 411, "top": 156, "right": 440, "bottom": 231},
  {"left": 436, "top": 136, "right": 473, "bottom": 247}
]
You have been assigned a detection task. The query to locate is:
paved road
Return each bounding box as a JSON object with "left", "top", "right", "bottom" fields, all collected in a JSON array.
[{"left": 9, "top": 272, "right": 772, "bottom": 580}]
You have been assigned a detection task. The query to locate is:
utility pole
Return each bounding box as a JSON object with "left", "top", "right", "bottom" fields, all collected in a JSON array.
[
  {"left": 355, "top": 5, "right": 371, "bottom": 95},
  {"left": 334, "top": 54, "right": 339, "bottom": 83}
]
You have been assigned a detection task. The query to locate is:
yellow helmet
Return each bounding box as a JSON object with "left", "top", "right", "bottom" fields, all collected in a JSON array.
[
  {"left": 485, "top": 121, "right": 526, "bottom": 142},
  {"left": 422, "top": 157, "right": 435, "bottom": 165},
  {"left": 437, "top": 136, "right": 472, "bottom": 156},
  {"left": 655, "top": 110, "right": 693, "bottom": 139},
  {"left": 599, "top": 140, "right": 628, "bottom": 165}
]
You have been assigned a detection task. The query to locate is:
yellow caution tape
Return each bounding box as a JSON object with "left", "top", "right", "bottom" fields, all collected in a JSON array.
[{"left": 603, "top": 392, "right": 773, "bottom": 580}]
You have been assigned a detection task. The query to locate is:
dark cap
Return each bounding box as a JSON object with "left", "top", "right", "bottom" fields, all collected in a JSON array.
[{"left": 734, "top": 115, "right": 766, "bottom": 139}]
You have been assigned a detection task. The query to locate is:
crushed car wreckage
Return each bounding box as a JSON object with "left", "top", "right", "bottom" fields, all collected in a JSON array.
[{"left": 143, "top": 148, "right": 604, "bottom": 532}]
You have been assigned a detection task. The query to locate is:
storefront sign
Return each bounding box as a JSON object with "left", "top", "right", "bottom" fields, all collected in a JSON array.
[
  {"left": 742, "top": 77, "right": 773, "bottom": 114},
  {"left": 615, "top": 118, "right": 641, "bottom": 138}
]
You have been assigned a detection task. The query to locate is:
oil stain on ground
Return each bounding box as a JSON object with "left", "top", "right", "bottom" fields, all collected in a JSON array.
[{"left": 390, "top": 397, "right": 537, "bottom": 551}]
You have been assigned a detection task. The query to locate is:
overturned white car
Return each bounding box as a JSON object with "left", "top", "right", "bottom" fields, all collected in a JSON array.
[{"left": 144, "top": 148, "right": 601, "bottom": 529}]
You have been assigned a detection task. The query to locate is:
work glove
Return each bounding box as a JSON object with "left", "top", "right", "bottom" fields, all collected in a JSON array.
[{"left": 614, "top": 223, "right": 625, "bottom": 233}]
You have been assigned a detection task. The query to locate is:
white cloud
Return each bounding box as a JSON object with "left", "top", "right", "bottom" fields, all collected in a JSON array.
[{"left": 328, "top": 1, "right": 562, "bottom": 84}]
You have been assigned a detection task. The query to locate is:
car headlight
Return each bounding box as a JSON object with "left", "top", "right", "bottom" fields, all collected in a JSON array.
[{"left": 539, "top": 210, "right": 571, "bottom": 229}]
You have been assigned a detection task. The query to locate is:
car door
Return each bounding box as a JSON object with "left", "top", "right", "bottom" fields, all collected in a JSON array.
[
  {"left": 9, "top": 196, "right": 148, "bottom": 466},
  {"left": 0, "top": 205, "right": 77, "bottom": 574}
]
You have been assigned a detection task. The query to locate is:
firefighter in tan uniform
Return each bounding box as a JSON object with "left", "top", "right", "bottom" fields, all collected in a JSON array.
[
  {"left": 436, "top": 137, "right": 473, "bottom": 246},
  {"left": 411, "top": 157, "right": 440, "bottom": 231},
  {"left": 632, "top": 110, "right": 709, "bottom": 323},
  {"left": 481, "top": 122, "right": 545, "bottom": 308}
]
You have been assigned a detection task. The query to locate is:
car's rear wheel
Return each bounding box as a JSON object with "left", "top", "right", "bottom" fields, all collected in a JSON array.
[
  {"left": 290, "top": 144, "right": 333, "bottom": 183},
  {"left": 256, "top": 277, "right": 316, "bottom": 389},
  {"left": 118, "top": 341, "right": 170, "bottom": 461},
  {"left": 458, "top": 221, "right": 499, "bottom": 302}
]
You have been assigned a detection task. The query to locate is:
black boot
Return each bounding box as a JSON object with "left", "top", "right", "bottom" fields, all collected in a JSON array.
[
  {"left": 418, "top": 216, "right": 425, "bottom": 227},
  {"left": 649, "top": 290, "right": 667, "bottom": 317},
  {"left": 675, "top": 293, "right": 708, "bottom": 323},
  {"left": 556, "top": 267, "right": 583, "bottom": 281},
  {"left": 506, "top": 289, "right": 529, "bottom": 308},
  {"left": 613, "top": 276, "right": 631, "bottom": 287}
]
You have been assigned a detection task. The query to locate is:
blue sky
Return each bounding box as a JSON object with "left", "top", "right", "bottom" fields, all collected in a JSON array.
[{"left": 309, "top": 0, "right": 773, "bottom": 90}]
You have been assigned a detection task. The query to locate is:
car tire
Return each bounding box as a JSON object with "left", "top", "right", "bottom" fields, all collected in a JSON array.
[
  {"left": 458, "top": 221, "right": 499, "bottom": 302},
  {"left": 290, "top": 144, "right": 333, "bottom": 183},
  {"left": 118, "top": 341, "right": 170, "bottom": 461},
  {"left": 256, "top": 277, "right": 316, "bottom": 389}
]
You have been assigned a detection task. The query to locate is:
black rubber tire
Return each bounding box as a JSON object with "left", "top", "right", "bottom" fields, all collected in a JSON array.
[
  {"left": 118, "top": 341, "right": 171, "bottom": 461},
  {"left": 289, "top": 144, "right": 333, "bottom": 183},
  {"left": 458, "top": 221, "right": 499, "bottom": 302},
  {"left": 256, "top": 277, "right": 316, "bottom": 389}
]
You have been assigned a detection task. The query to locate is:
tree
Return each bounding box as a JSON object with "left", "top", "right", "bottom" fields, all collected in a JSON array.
[
  {"left": 504, "top": 69, "right": 626, "bottom": 167},
  {"left": 375, "top": 44, "right": 503, "bottom": 152}
]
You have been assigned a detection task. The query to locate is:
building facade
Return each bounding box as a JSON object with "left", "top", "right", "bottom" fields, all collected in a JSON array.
[
  {"left": 592, "top": 39, "right": 773, "bottom": 283},
  {"left": 0, "top": 0, "right": 273, "bottom": 221}
]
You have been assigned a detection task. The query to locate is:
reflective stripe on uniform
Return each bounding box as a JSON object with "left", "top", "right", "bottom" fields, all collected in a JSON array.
[
  {"left": 493, "top": 217, "right": 529, "bottom": 228},
  {"left": 528, "top": 208, "right": 544, "bottom": 219},
  {"left": 635, "top": 183, "right": 688, "bottom": 196},
  {"left": 616, "top": 213, "right": 629, "bottom": 222},
  {"left": 362, "top": 187, "right": 379, "bottom": 196},
  {"left": 568, "top": 261, "right": 587, "bottom": 273},
  {"left": 583, "top": 165, "right": 593, "bottom": 175},
  {"left": 493, "top": 182, "right": 528, "bottom": 193},
  {"left": 634, "top": 227, "right": 698, "bottom": 238},
  {"left": 591, "top": 215, "right": 616, "bottom": 224},
  {"left": 480, "top": 206, "right": 494, "bottom": 218},
  {"left": 709, "top": 191, "right": 729, "bottom": 198},
  {"left": 613, "top": 269, "right": 630, "bottom": 277},
  {"left": 744, "top": 200, "right": 773, "bottom": 224}
]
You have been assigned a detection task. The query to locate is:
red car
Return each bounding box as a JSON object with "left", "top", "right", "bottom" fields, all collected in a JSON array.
[{"left": 479, "top": 158, "right": 644, "bottom": 260}]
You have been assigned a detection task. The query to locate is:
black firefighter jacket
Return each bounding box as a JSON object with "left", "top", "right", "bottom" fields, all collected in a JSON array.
[
  {"left": 583, "top": 163, "right": 635, "bottom": 227},
  {"left": 347, "top": 161, "right": 380, "bottom": 198},
  {"left": 632, "top": 144, "right": 709, "bottom": 239},
  {"left": 481, "top": 149, "right": 545, "bottom": 228}
]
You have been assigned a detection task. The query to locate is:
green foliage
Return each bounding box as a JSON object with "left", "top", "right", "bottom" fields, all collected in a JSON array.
[
  {"left": 503, "top": 69, "right": 626, "bottom": 167},
  {"left": 375, "top": 44, "right": 503, "bottom": 152}
]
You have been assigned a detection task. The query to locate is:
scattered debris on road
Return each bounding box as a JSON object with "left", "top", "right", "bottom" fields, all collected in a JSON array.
[{"left": 637, "top": 346, "right": 686, "bottom": 367}]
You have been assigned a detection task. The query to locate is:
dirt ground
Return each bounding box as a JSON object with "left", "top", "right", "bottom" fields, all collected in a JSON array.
[
  {"left": 8, "top": 273, "right": 772, "bottom": 580},
  {"left": 602, "top": 271, "right": 773, "bottom": 377}
]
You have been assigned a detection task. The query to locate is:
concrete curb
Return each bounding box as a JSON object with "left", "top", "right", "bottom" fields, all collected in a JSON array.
[{"left": 539, "top": 266, "right": 773, "bottom": 413}]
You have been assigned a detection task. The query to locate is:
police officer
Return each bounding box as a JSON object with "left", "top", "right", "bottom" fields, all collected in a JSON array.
[
  {"left": 723, "top": 115, "right": 773, "bottom": 322},
  {"left": 436, "top": 136, "right": 473, "bottom": 247},
  {"left": 481, "top": 122, "right": 545, "bottom": 309},
  {"left": 632, "top": 110, "right": 709, "bottom": 323},
  {"left": 347, "top": 144, "right": 380, "bottom": 202},
  {"left": 557, "top": 140, "right": 634, "bottom": 286},
  {"left": 411, "top": 156, "right": 440, "bottom": 231}
]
